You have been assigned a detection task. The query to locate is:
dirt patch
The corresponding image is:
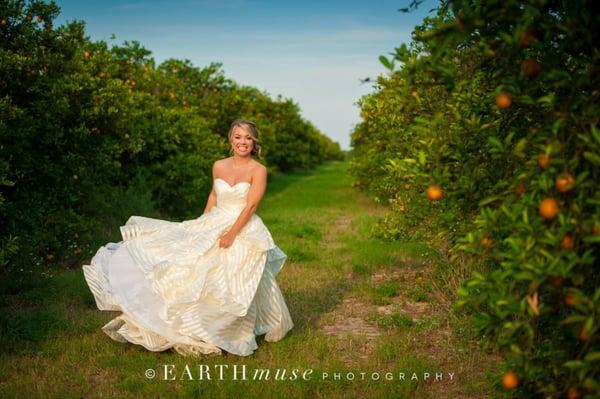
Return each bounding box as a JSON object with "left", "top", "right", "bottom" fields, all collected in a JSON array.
[
  {"left": 317, "top": 296, "right": 382, "bottom": 366},
  {"left": 371, "top": 267, "right": 418, "bottom": 284},
  {"left": 376, "top": 301, "right": 431, "bottom": 320},
  {"left": 370, "top": 263, "right": 434, "bottom": 285}
]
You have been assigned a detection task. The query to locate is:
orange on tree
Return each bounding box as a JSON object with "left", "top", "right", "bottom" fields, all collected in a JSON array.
[
  {"left": 593, "top": 224, "right": 600, "bottom": 235},
  {"left": 426, "top": 184, "right": 443, "bottom": 201},
  {"left": 565, "top": 292, "right": 578, "bottom": 307},
  {"left": 502, "top": 371, "right": 519, "bottom": 389},
  {"left": 537, "top": 153, "right": 550, "bottom": 168},
  {"left": 568, "top": 387, "right": 583, "bottom": 399},
  {"left": 561, "top": 233, "right": 574, "bottom": 250},
  {"left": 495, "top": 91, "right": 512, "bottom": 108},
  {"left": 36, "top": 15, "right": 43, "bottom": 23},
  {"left": 539, "top": 198, "right": 559, "bottom": 219},
  {"left": 521, "top": 58, "right": 541, "bottom": 78},
  {"left": 519, "top": 28, "right": 537, "bottom": 48},
  {"left": 555, "top": 173, "right": 575, "bottom": 192},
  {"left": 480, "top": 236, "right": 493, "bottom": 249},
  {"left": 548, "top": 276, "right": 564, "bottom": 287},
  {"left": 515, "top": 182, "right": 526, "bottom": 195}
]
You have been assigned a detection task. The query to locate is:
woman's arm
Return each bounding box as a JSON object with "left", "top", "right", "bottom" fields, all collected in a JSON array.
[{"left": 223, "top": 165, "right": 267, "bottom": 237}]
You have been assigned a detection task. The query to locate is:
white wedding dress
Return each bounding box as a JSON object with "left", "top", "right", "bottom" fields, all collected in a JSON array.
[{"left": 82, "top": 178, "right": 294, "bottom": 356}]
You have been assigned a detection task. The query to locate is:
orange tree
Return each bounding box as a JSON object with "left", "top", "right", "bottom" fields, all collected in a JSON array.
[
  {"left": 0, "top": 0, "right": 342, "bottom": 289},
  {"left": 350, "top": 0, "right": 599, "bottom": 397}
]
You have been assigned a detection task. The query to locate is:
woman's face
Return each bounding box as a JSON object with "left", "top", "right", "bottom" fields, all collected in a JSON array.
[{"left": 231, "top": 125, "right": 254, "bottom": 156}]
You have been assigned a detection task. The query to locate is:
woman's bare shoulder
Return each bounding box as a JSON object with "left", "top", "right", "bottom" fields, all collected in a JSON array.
[
  {"left": 215, "top": 157, "right": 232, "bottom": 164},
  {"left": 250, "top": 160, "right": 266, "bottom": 173},
  {"left": 250, "top": 161, "right": 267, "bottom": 183},
  {"left": 213, "top": 157, "right": 232, "bottom": 169},
  {"left": 250, "top": 158, "right": 266, "bottom": 169}
]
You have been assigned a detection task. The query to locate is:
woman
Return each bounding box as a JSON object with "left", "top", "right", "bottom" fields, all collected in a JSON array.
[{"left": 82, "top": 119, "right": 294, "bottom": 357}]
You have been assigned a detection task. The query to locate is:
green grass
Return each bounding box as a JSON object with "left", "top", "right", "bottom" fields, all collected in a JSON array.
[
  {"left": 0, "top": 160, "right": 497, "bottom": 398},
  {"left": 370, "top": 281, "right": 400, "bottom": 306},
  {"left": 405, "top": 286, "right": 429, "bottom": 303},
  {"left": 366, "top": 310, "right": 416, "bottom": 329}
]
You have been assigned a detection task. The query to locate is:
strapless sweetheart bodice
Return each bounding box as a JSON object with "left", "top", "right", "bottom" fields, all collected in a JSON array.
[{"left": 213, "top": 178, "right": 251, "bottom": 215}]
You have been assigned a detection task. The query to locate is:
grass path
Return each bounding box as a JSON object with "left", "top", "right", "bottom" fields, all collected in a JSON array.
[{"left": 0, "top": 160, "right": 499, "bottom": 398}]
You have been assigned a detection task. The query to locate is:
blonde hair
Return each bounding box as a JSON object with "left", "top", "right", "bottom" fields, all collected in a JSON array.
[{"left": 227, "top": 119, "right": 262, "bottom": 158}]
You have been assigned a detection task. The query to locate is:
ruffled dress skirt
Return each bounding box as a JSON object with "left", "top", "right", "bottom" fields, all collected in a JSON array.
[{"left": 82, "top": 205, "right": 294, "bottom": 357}]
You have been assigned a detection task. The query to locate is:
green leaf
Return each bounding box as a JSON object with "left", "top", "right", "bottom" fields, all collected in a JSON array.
[
  {"left": 561, "top": 315, "right": 586, "bottom": 324},
  {"left": 479, "top": 196, "right": 501, "bottom": 206},
  {"left": 583, "top": 151, "right": 600, "bottom": 165},
  {"left": 472, "top": 271, "right": 486, "bottom": 280},
  {"left": 584, "top": 352, "right": 600, "bottom": 362},
  {"left": 563, "top": 360, "right": 585, "bottom": 369},
  {"left": 591, "top": 124, "right": 600, "bottom": 145},
  {"left": 379, "top": 55, "right": 394, "bottom": 71},
  {"left": 514, "top": 271, "right": 533, "bottom": 280},
  {"left": 583, "top": 235, "right": 600, "bottom": 243},
  {"left": 487, "top": 136, "right": 503, "bottom": 149},
  {"left": 452, "top": 300, "right": 468, "bottom": 308},
  {"left": 537, "top": 93, "right": 555, "bottom": 105},
  {"left": 510, "top": 343, "right": 522, "bottom": 354},
  {"left": 513, "top": 138, "right": 527, "bottom": 157}
]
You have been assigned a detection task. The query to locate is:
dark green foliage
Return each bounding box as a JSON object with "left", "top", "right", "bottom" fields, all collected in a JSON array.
[{"left": 350, "top": 0, "right": 599, "bottom": 396}]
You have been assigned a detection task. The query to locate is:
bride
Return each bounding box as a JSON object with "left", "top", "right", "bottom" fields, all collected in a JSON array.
[{"left": 82, "top": 119, "right": 294, "bottom": 356}]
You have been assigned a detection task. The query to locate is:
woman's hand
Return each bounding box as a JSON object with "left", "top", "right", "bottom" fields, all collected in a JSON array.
[{"left": 218, "top": 231, "right": 236, "bottom": 248}]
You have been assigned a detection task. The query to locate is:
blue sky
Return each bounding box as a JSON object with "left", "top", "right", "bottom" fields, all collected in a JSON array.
[{"left": 54, "top": 0, "right": 438, "bottom": 150}]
